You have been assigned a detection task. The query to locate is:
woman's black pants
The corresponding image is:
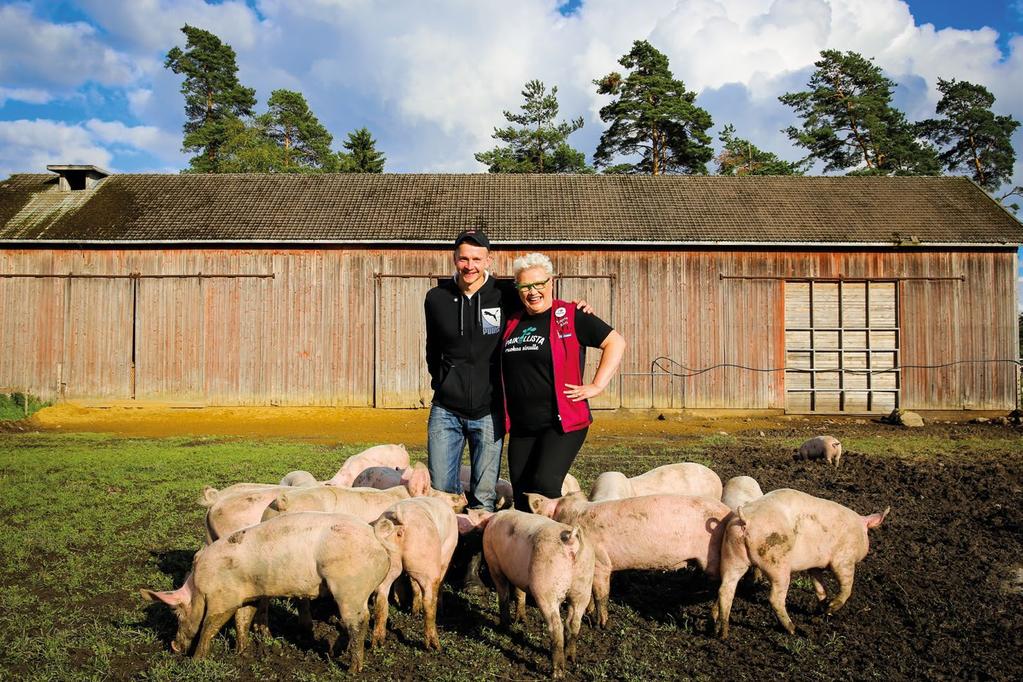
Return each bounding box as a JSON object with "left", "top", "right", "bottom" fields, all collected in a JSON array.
[{"left": 507, "top": 426, "right": 588, "bottom": 512}]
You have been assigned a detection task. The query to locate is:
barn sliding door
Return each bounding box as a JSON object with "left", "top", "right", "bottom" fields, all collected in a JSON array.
[{"left": 784, "top": 281, "right": 899, "bottom": 413}]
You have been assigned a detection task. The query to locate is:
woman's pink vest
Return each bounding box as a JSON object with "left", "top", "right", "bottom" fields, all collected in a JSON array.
[{"left": 501, "top": 300, "right": 593, "bottom": 434}]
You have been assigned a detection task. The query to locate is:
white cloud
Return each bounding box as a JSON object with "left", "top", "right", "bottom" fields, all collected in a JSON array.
[
  {"left": 0, "top": 3, "right": 139, "bottom": 90},
  {"left": 0, "top": 87, "right": 53, "bottom": 106},
  {"left": 0, "top": 118, "right": 185, "bottom": 178}
]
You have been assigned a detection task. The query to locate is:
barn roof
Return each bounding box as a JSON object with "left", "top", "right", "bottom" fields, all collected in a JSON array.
[{"left": 0, "top": 172, "right": 1020, "bottom": 246}]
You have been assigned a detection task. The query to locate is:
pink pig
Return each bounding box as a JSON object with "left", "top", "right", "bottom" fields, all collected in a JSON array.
[
  {"left": 528, "top": 491, "right": 732, "bottom": 628},
  {"left": 589, "top": 462, "right": 723, "bottom": 502},
  {"left": 324, "top": 444, "right": 410, "bottom": 487},
  {"left": 369, "top": 497, "right": 459, "bottom": 651},
  {"left": 713, "top": 488, "right": 889, "bottom": 639},
  {"left": 795, "top": 435, "right": 843, "bottom": 467},
  {"left": 721, "top": 475, "right": 764, "bottom": 512},
  {"left": 480, "top": 509, "right": 594, "bottom": 680},
  {"left": 352, "top": 462, "right": 433, "bottom": 497},
  {"left": 204, "top": 485, "right": 305, "bottom": 543},
  {"left": 263, "top": 485, "right": 467, "bottom": 524},
  {"left": 141, "top": 512, "right": 391, "bottom": 671}
]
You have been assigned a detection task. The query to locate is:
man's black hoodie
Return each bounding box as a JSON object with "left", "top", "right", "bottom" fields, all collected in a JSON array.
[{"left": 425, "top": 274, "right": 518, "bottom": 420}]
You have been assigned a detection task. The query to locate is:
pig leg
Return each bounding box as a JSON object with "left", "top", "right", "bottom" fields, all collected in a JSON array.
[
  {"left": 807, "top": 568, "right": 829, "bottom": 604},
  {"left": 253, "top": 598, "right": 270, "bottom": 637},
  {"left": 416, "top": 575, "right": 443, "bottom": 651},
  {"left": 564, "top": 585, "right": 588, "bottom": 663},
  {"left": 193, "top": 605, "right": 236, "bottom": 659},
  {"left": 411, "top": 579, "right": 424, "bottom": 614},
  {"left": 712, "top": 554, "right": 750, "bottom": 639},
  {"left": 826, "top": 561, "right": 856, "bottom": 615},
  {"left": 513, "top": 587, "right": 527, "bottom": 624},
  {"left": 535, "top": 594, "right": 567, "bottom": 680},
  {"left": 490, "top": 565, "right": 513, "bottom": 628},
  {"left": 591, "top": 565, "right": 613, "bottom": 629},
  {"left": 371, "top": 558, "right": 404, "bottom": 647},
  {"left": 335, "top": 597, "right": 371, "bottom": 673},
  {"left": 763, "top": 566, "right": 796, "bottom": 635},
  {"left": 234, "top": 605, "right": 257, "bottom": 655}
]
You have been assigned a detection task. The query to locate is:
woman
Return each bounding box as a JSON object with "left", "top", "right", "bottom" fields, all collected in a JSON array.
[{"left": 501, "top": 253, "right": 626, "bottom": 511}]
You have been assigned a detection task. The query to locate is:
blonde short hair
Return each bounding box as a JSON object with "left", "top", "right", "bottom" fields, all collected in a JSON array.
[{"left": 512, "top": 253, "right": 555, "bottom": 279}]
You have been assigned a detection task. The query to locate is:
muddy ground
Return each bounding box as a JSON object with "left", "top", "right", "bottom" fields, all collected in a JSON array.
[{"left": 8, "top": 407, "right": 1023, "bottom": 680}]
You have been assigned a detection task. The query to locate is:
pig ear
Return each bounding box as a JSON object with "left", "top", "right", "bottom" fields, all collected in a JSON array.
[
  {"left": 864, "top": 506, "right": 890, "bottom": 529},
  {"left": 140, "top": 587, "right": 184, "bottom": 608},
  {"left": 469, "top": 509, "right": 494, "bottom": 529},
  {"left": 526, "top": 493, "right": 555, "bottom": 517}
]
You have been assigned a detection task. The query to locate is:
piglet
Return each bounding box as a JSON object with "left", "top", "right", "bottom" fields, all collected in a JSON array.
[
  {"left": 713, "top": 488, "right": 889, "bottom": 639},
  {"left": 721, "top": 475, "right": 764, "bottom": 512},
  {"left": 353, "top": 461, "right": 433, "bottom": 497},
  {"left": 480, "top": 510, "right": 594, "bottom": 679},
  {"left": 589, "top": 462, "right": 723, "bottom": 502},
  {"left": 795, "top": 435, "right": 843, "bottom": 467},
  {"left": 529, "top": 491, "right": 732, "bottom": 628},
  {"left": 370, "top": 497, "right": 459, "bottom": 650},
  {"left": 324, "top": 444, "right": 410, "bottom": 487},
  {"left": 141, "top": 511, "right": 391, "bottom": 671}
]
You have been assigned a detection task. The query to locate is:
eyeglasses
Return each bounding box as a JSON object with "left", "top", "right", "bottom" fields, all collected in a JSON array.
[{"left": 515, "top": 278, "right": 551, "bottom": 292}]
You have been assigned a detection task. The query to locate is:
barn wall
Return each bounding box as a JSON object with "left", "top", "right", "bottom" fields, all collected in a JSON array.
[{"left": 0, "top": 247, "right": 1017, "bottom": 410}]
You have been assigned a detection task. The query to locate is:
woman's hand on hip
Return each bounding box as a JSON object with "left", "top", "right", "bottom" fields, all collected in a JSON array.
[{"left": 564, "top": 383, "right": 603, "bottom": 402}]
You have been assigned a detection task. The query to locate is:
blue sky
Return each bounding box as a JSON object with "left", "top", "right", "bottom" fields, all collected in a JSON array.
[{"left": 0, "top": 0, "right": 1021, "bottom": 304}]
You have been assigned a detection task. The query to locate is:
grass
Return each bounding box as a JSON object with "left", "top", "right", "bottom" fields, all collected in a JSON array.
[
  {"left": 0, "top": 392, "right": 50, "bottom": 420},
  {"left": 1, "top": 424, "right": 1019, "bottom": 680}
]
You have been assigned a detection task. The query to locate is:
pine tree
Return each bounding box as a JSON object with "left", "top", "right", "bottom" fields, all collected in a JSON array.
[
  {"left": 165, "top": 25, "right": 257, "bottom": 173},
  {"left": 917, "top": 78, "right": 1020, "bottom": 192},
  {"left": 592, "top": 40, "right": 713, "bottom": 175},
  {"left": 475, "top": 79, "right": 590, "bottom": 173},
  {"left": 779, "top": 50, "right": 939, "bottom": 176},
  {"left": 338, "top": 128, "right": 385, "bottom": 173},
  {"left": 257, "top": 89, "right": 336, "bottom": 172},
  {"left": 715, "top": 125, "right": 805, "bottom": 176}
]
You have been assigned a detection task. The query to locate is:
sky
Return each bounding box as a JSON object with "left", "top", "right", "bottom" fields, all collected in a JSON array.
[{"left": 0, "top": 0, "right": 1021, "bottom": 307}]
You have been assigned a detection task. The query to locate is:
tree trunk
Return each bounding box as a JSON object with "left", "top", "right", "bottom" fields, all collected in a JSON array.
[
  {"left": 968, "top": 133, "right": 986, "bottom": 186},
  {"left": 832, "top": 79, "right": 873, "bottom": 169}
]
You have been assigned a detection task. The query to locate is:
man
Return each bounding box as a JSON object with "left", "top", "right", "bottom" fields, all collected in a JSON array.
[{"left": 424, "top": 229, "right": 512, "bottom": 513}]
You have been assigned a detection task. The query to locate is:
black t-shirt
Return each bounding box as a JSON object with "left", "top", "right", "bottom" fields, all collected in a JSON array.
[{"left": 502, "top": 308, "right": 614, "bottom": 433}]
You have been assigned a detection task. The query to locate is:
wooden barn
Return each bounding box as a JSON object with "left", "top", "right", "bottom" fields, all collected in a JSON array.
[{"left": 1, "top": 166, "right": 1020, "bottom": 413}]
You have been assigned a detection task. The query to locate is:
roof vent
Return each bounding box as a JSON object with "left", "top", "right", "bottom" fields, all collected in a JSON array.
[{"left": 46, "top": 164, "right": 110, "bottom": 191}]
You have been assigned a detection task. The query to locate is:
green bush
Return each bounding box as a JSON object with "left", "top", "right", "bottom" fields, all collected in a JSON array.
[{"left": 0, "top": 392, "right": 50, "bottom": 420}]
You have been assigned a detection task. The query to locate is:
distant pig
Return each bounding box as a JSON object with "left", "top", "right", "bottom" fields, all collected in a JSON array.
[
  {"left": 279, "top": 470, "right": 318, "bottom": 487},
  {"left": 263, "top": 485, "right": 467, "bottom": 524},
  {"left": 589, "top": 462, "right": 723, "bottom": 502},
  {"left": 324, "top": 444, "right": 410, "bottom": 487},
  {"left": 721, "top": 476, "right": 764, "bottom": 512},
  {"left": 795, "top": 435, "right": 843, "bottom": 467},
  {"left": 370, "top": 497, "right": 459, "bottom": 650},
  {"left": 712, "top": 488, "right": 889, "bottom": 639},
  {"left": 481, "top": 510, "right": 594, "bottom": 679},
  {"left": 528, "top": 491, "right": 732, "bottom": 628},
  {"left": 353, "top": 462, "right": 433, "bottom": 497},
  {"left": 141, "top": 511, "right": 391, "bottom": 671}
]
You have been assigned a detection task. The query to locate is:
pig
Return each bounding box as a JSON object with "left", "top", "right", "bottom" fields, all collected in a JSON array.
[
  {"left": 795, "top": 435, "right": 843, "bottom": 467},
  {"left": 279, "top": 470, "right": 318, "bottom": 487},
  {"left": 352, "top": 461, "right": 433, "bottom": 497},
  {"left": 369, "top": 497, "right": 459, "bottom": 650},
  {"left": 140, "top": 511, "right": 391, "bottom": 671},
  {"left": 721, "top": 475, "right": 764, "bottom": 512},
  {"left": 528, "top": 491, "right": 732, "bottom": 628},
  {"left": 589, "top": 462, "right": 723, "bottom": 502},
  {"left": 480, "top": 510, "right": 594, "bottom": 679},
  {"left": 712, "top": 488, "right": 889, "bottom": 639},
  {"left": 324, "top": 444, "right": 410, "bottom": 487},
  {"left": 199, "top": 483, "right": 279, "bottom": 507},
  {"left": 205, "top": 485, "right": 309, "bottom": 543},
  {"left": 263, "top": 484, "right": 467, "bottom": 524}
]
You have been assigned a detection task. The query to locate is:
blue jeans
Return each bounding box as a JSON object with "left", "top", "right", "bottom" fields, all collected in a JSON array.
[{"left": 427, "top": 404, "right": 504, "bottom": 512}]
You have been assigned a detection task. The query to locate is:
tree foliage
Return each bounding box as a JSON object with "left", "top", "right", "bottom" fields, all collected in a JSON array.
[
  {"left": 339, "top": 128, "right": 386, "bottom": 173},
  {"left": 593, "top": 40, "right": 714, "bottom": 175},
  {"left": 165, "top": 24, "right": 257, "bottom": 173},
  {"left": 779, "top": 50, "right": 939, "bottom": 176},
  {"left": 256, "top": 90, "right": 337, "bottom": 172},
  {"left": 715, "top": 125, "right": 805, "bottom": 176},
  {"left": 917, "top": 78, "right": 1020, "bottom": 192},
  {"left": 475, "top": 79, "right": 589, "bottom": 173}
]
